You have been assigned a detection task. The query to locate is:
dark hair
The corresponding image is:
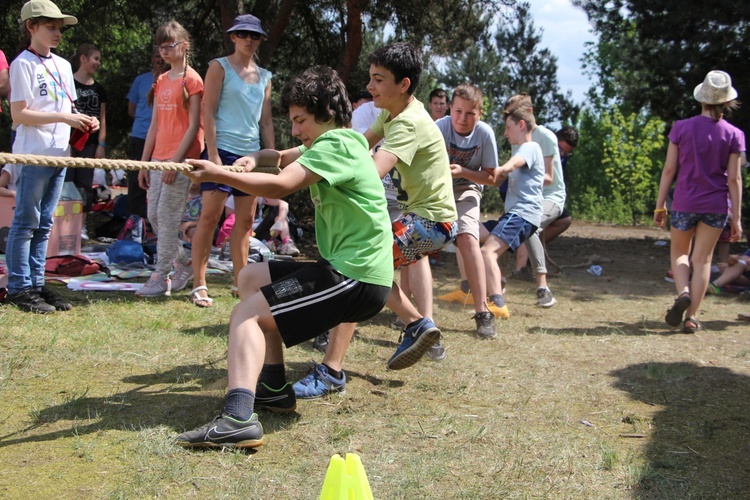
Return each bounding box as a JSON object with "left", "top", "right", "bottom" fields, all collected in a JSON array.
[
  {"left": 556, "top": 126, "right": 579, "bottom": 148},
  {"left": 70, "top": 43, "right": 99, "bottom": 72},
  {"left": 368, "top": 42, "right": 422, "bottom": 95},
  {"left": 147, "top": 20, "right": 191, "bottom": 108},
  {"left": 429, "top": 88, "right": 448, "bottom": 102},
  {"left": 352, "top": 90, "right": 372, "bottom": 102},
  {"left": 280, "top": 66, "right": 351, "bottom": 127}
]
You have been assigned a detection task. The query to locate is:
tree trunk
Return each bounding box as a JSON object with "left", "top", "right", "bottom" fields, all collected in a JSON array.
[
  {"left": 219, "top": 0, "right": 243, "bottom": 54},
  {"left": 256, "top": 0, "right": 297, "bottom": 68},
  {"left": 337, "top": 0, "right": 367, "bottom": 84}
]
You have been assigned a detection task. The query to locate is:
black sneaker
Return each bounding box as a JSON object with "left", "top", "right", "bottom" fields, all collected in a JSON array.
[
  {"left": 38, "top": 286, "right": 73, "bottom": 311},
  {"left": 313, "top": 331, "right": 330, "bottom": 353},
  {"left": 473, "top": 311, "right": 496, "bottom": 338},
  {"left": 255, "top": 382, "right": 297, "bottom": 413},
  {"left": 7, "top": 289, "right": 56, "bottom": 314},
  {"left": 175, "top": 413, "right": 264, "bottom": 449}
]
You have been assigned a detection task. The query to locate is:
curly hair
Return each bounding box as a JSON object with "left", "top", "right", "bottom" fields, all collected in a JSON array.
[
  {"left": 280, "top": 66, "right": 351, "bottom": 127},
  {"left": 368, "top": 42, "right": 422, "bottom": 95}
]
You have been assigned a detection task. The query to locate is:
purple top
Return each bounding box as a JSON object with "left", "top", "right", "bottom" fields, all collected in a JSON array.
[{"left": 670, "top": 115, "right": 745, "bottom": 214}]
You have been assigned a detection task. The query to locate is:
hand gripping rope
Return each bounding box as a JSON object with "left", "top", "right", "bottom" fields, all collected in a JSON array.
[{"left": 0, "top": 152, "right": 281, "bottom": 175}]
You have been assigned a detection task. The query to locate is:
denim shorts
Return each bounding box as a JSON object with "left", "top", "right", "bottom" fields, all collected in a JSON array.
[
  {"left": 671, "top": 211, "right": 728, "bottom": 231},
  {"left": 199, "top": 148, "right": 253, "bottom": 197}
]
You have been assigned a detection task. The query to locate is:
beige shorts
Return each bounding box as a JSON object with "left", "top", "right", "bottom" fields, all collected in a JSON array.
[{"left": 455, "top": 189, "right": 482, "bottom": 241}]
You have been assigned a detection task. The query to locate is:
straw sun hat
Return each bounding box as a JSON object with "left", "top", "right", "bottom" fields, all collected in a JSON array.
[{"left": 693, "top": 70, "right": 738, "bottom": 104}]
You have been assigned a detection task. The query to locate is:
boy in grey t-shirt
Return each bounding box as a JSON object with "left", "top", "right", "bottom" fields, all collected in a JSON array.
[
  {"left": 481, "top": 107, "right": 545, "bottom": 318},
  {"left": 434, "top": 84, "right": 499, "bottom": 337}
]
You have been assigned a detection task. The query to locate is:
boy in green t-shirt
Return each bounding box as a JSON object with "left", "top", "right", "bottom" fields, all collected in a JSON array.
[
  {"left": 293, "top": 43, "right": 458, "bottom": 400},
  {"left": 175, "top": 66, "right": 393, "bottom": 450}
]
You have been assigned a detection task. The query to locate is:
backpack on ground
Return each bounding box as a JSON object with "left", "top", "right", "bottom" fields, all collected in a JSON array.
[{"left": 45, "top": 254, "right": 111, "bottom": 277}]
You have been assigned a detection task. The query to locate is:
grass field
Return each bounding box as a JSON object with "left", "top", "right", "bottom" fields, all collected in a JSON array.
[{"left": 1, "top": 222, "right": 749, "bottom": 498}]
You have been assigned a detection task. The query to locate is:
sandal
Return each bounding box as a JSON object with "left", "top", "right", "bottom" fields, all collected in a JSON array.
[
  {"left": 665, "top": 292, "right": 691, "bottom": 327},
  {"left": 190, "top": 286, "right": 214, "bottom": 308},
  {"left": 682, "top": 317, "right": 702, "bottom": 334},
  {"left": 231, "top": 285, "right": 239, "bottom": 298},
  {"left": 737, "top": 313, "right": 750, "bottom": 322}
]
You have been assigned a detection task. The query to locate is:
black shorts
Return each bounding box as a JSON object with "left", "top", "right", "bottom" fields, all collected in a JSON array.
[{"left": 262, "top": 259, "right": 390, "bottom": 348}]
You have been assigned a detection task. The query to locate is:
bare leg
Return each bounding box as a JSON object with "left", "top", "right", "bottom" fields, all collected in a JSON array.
[
  {"left": 320, "top": 322, "right": 358, "bottom": 372},
  {"left": 229, "top": 195, "right": 257, "bottom": 292},
  {"left": 456, "top": 233, "right": 488, "bottom": 312},
  {"left": 670, "top": 226, "right": 696, "bottom": 298},
  {"left": 236, "top": 260, "right": 271, "bottom": 301},
  {"left": 482, "top": 234, "right": 509, "bottom": 296},
  {"left": 514, "top": 243, "right": 530, "bottom": 271},
  {"left": 191, "top": 190, "right": 228, "bottom": 303},
  {"left": 226, "top": 290, "right": 281, "bottom": 391},
  {"left": 403, "top": 255, "right": 432, "bottom": 318},
  {"left": 713, "top": 261, "right": 750, "bottom": 288},
  {"left": 543, "top": 216, "right": 572, "bottom": 244},
  {"left": 685, "top": 223, "right": 723, "bottom": 319}
]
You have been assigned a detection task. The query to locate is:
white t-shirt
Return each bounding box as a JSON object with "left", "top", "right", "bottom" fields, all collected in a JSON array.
[
  {"left": 10, "top": 50, "right": 75, "bottom": 156},
  {"left": 1, "top": 164, "right": 19, "bottom": 191}
]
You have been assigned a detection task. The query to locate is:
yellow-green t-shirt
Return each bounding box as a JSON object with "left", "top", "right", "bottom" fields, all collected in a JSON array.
[{"left": 371, "top": 98, "right": 457, "bottom": 222}]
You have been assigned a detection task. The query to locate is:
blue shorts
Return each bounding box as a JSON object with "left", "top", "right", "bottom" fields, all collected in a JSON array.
[
  {"left": 199, "top": 148, "right": 253, "bottom": 197},
  {"left": 671, "top": 211, "right": 728, "bottom": 231},
  {"left": 489, "top": 212, "right": 537, "bottom": 252}
]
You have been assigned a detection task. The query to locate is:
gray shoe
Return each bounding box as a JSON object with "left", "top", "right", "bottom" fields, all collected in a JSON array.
[
  {"left": 171, "top": 260, "right": 193, "bottom": 292},
  {"left": 473, "top": 311, "right": 496, "bottom": 338},
  {"left": 425, "top": 340, "right": 446, "bottom": 361},
  {"left": 536, "top": 287, "right": 557, "bottom": 308}
]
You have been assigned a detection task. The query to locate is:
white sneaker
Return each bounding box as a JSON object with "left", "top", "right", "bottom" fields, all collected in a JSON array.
[
  {"left": 171, "top": 260, "right": 193, "bottom": 292},
  {"left": 136, "top": 273, "right": 171, "bottom": 297},
  {"left": 278, "top": 239, "right": 300, "bottom": 257},
  {"left": 81, "top": 225, "right": 90, "bottom": 241}
]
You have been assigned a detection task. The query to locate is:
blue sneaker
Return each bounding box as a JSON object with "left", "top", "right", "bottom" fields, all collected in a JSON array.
[
  {"left": 293, "top": 363, "right": 346, "bottom": 399},
  {"left": 387, "top": 317, "right": 441, "bottom": 370}
]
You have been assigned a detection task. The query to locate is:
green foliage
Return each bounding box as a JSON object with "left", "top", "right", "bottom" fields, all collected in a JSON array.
[
  {"left": 601, "top": 106, "right": 665, "bottom": 224},
  {"left": 440, "top": 2, "right": 578, "bottom": 132},
  {"left": 567, "top": 107, "right": 666, "bottom": 225},
  {"left": 574, "top": 0, "right": 750, "bottom": 135}
]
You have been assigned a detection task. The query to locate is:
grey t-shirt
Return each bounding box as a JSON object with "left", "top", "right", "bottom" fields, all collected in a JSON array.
[
  {"left": 505, "top": 141, "right": 545, "bottom": 227},
  {"left": 436, "top": 116, "right": 499, "bottom": 194}
]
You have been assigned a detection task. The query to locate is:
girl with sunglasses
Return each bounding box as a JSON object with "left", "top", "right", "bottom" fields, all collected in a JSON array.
[{"left": 188, "top": 14, "right": 274, "bottom": 307}]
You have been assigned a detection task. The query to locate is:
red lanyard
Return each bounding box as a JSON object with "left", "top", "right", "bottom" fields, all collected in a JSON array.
[{"left": 26, "top": 47, "right": 77, "bottom": 111}]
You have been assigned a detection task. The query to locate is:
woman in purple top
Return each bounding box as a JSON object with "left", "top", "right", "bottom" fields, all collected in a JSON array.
[{"left": 654, "top": 70, "right": 745, "bottom": 333}]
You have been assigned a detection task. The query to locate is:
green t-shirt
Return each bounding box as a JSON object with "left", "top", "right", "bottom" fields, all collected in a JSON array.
[
  {"left": 371, "top": 98, "right": 457, "bottom": 222},
  {"left": 296, "top": 129, "right": 394, "bottom": 287}
]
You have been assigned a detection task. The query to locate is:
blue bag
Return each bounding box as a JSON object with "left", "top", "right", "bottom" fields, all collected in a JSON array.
[{"left": 106, "top": 240, "right": 145, "bottom": 265}]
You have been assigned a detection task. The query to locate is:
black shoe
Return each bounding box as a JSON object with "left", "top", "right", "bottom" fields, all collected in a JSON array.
[
  {"left": 665, "top": 293, "right": 691, "bottom": 327},
  {"left": 175, "top": 413, "right": 264, "bottom": 449},
  {"left": 473, "top": 311, "right": 496, "bottom": 338},
  {"left": 254, "top": 382, "right": 297, "bottom": 413},
  {"left": 7, "top": 289, "right": 56, "bottom": 314},
  {"left": 313, "top": 330, "right": 330, "bottom": 353},
  {"left": 38, "top": 286, "right": 73, "bottom": 311}
]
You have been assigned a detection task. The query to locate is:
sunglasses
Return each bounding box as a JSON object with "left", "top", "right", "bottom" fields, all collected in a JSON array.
[
  {"left": 233, "top": 31, "right": 263, "bottom": 40},
  {"left": 154, "top": 41, "right": 182, "bottom": 52}
]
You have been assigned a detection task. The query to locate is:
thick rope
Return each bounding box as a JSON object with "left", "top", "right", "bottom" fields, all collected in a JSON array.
[{"left": 0, "top": 152, "right": 280, "bottom": 174}]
